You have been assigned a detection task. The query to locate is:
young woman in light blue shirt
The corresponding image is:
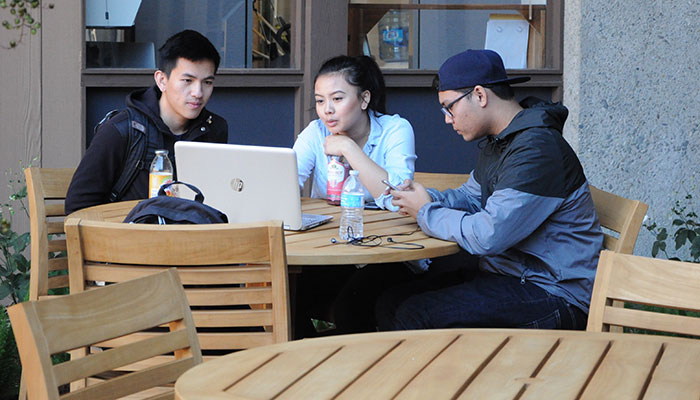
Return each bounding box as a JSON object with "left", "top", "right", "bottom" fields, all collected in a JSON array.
[{"left": 293, "top": 55, "right": 416, "bottom": 210}]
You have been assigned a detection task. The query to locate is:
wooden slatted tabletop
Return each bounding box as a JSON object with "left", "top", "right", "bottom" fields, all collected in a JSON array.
[
  {"left": 174, "top": 329, "right": 700, "bottom": 400},
  {"left": 67, "top": 198, "right": 459, "bottom": 265}
]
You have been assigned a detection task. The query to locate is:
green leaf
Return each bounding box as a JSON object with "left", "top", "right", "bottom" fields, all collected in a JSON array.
[
  {"left": 652, "top": 242, "right": 659, "bottom": 257},
  {"left": 672, "top": 219, "right": 684, "bottom": 226},
  {"left": 11, "top": 232, "right": 29, "bottom": 252},
  {"left": 659, "top": 241, "right": 666, "bottom": 252},
  {"left": 9, "top": 254, "right": 27, "bottom": 271},
  {"left": 16, "top": 275, "right": 29, "bottom": 301},
  {"left": 691, "top": 235, "right": 700, "bottom": 260},
  {"left": 0, "top": 285, "right": 12, "bottom": 303},
  {"left": 14, "top": 256, "right": 29, "bottom": 273},
  {"left": 657, "top": 228, "right": 667, "bottom": 241},
  {"left": 13, "top": 185, "right": 26, "bottom": 199},
  {"left": 675, "top": 229, "right": 688, "bottom": 250}
]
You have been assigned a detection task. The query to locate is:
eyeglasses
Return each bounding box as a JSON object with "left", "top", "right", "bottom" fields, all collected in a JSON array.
[{"left": 440, "top": 88, "right": 474, "bottom": 118}]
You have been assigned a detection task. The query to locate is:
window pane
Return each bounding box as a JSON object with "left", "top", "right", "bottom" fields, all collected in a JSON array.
[
  {"left": 349, "top": 0, "right": 548, "bottom": 70},
  {"left": 85, "top": 0, "right": 293, "bottom": 69}
]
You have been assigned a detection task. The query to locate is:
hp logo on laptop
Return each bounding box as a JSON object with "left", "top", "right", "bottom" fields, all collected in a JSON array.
[{"left": 230, "top": 178, "right": 244, "bottom": 192}]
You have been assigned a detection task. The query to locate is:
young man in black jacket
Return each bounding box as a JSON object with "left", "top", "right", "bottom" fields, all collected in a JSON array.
[{"left": 65, "top": 30, "right": 228, "bottom": 214}]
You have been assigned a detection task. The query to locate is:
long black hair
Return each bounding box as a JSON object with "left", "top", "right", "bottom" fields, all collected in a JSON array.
[{"left": 315, "top": 55, "right": 387, "bottom": 115}]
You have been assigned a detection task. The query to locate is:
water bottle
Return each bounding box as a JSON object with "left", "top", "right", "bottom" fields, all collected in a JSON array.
[
  {"left": 327, "top": 155, "right": 349, "bottom": 205},
  {"left": 378, "top": 10, "right": 409, "bottom": 62},
  {"left": 149, "top": 149, "right": 173, "bottom": 198},
  {"left": 340, "top": 170, "right": 364, "bottom": 240}
]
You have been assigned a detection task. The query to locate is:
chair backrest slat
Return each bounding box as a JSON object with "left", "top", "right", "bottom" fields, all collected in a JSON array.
[
  {"left": 81, "top": 263, "right": 273, "bottom": 285},
  {"left": 193, "top": 309, "right": 273, "bottom": 327},
  {"left": 8, "top": 269, "right": 201, "bottom": 400},
  {"left": 35, "top": 168, "right": 75, "bottom": 199},
  {"left": 53, "top": 330, "right": 191, "bottom": 386},
  {"left": 47, "top": 257, "right": 67, "bottom": 271},
  {"left": 60, "top": 357, "right": 196, "bottom": 400},
  {"left": 600, "top": 306, "right": 700, "bottom": 337},
  {"left": 587, "top": 251, "right": 700, "bottom": 336},
  {"left": 414, "top": 172, "right": 470, "bottom": 192},
  {"left": 75, "top": 222, "right": 274, "bottom": 265}
]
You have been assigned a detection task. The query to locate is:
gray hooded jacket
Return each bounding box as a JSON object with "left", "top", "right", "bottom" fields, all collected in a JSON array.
[{"left": 417, "top": 98, "right": 603, "bottom": 312}]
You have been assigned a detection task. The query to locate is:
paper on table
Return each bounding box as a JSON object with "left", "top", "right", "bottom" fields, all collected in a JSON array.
[{"left": 484, "top": 14, "right": 529, "bottom": 69}]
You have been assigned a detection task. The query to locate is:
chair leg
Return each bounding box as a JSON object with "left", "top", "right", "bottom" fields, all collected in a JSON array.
[{"left": 17, "top": 372, "right": 27, "bottom": 400}]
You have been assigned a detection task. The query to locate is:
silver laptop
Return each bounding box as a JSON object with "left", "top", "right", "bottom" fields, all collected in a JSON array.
[{"left": 174, "top": 142, "right": 332, "bottom": 231}]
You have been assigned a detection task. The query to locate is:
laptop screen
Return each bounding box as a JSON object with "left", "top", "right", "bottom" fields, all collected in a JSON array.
[{"left": 175, "top": 142, "right": 309, "bottom": 229}]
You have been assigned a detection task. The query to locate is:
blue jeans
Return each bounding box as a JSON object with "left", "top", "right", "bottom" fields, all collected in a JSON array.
[{"left": 376, "top": 266, "right": 587, "bottom": 331}]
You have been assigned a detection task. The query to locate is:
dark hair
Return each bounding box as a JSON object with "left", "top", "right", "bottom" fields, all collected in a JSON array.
[
  {"left": 158, "top": 30, "right": 221, "bottom": 76},
  {"left": 432, "top": 75, "right": 515, "bottom": 101},
  {"left": 485, "top": 84, "right": 515, "bottom": 100},
  {"left": 315, "top": 55, "right": 387, "bottom": 114}
]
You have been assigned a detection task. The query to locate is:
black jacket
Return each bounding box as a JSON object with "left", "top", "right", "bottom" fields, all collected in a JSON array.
[{"left": 65, "top": 86, "right": 228, "bottom": 214}]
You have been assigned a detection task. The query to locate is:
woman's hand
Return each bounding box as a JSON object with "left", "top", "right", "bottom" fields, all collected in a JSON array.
[
  {"left": 324, "top": 133, "right": 387, "bottom": 199},
  {"left": 323, "top": 134, "right": 357, "bottom": 157}
]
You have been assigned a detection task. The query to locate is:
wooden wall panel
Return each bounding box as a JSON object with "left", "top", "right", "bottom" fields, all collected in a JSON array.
[
  {"left": 41, "top": 0, "right": 82, "bottom": 168},
  {"left": 301, "top": 0, "right": 348, "bottom": 129},
  {"left": 0, "top": 10, "right": 42, "bottom": 237}
]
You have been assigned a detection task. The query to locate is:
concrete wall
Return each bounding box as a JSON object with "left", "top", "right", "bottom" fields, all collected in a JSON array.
[{"left": 564, "top": 0, "right": 700, "bottom": 257}]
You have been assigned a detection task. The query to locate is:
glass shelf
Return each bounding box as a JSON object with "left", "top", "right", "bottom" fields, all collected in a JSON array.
[{"left": 348, "top": 2, "right": 551, "bottom": 70}]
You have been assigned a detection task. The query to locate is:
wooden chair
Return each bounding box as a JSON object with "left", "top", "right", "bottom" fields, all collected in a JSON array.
[
  {"left": 588, "top": 186, "right": 649, "bottom": 332},
  {"left": 413, "top": 172, "right": 470, "bottom": 191},
  {"left": 65, "top": 218, "right": 291, "bottom": 362},
  {"left": 24, "top": 167, "right": 75, "bottom": 300},
  {"left": 589, "top": 185, "right": 648, "bottom": 254},
  {"left": 587, "top": 250, "right": 700, "bottom": 336},
  {"left": 8, "top": 268, "right": 202, "bottom": 400},
  {"left": 20, "top": 168, "right": 75, "bottom": 399}
]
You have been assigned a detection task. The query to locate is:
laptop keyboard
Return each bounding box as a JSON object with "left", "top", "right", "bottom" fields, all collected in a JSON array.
[{"left": 302, "top": 213, "right": 328, "bottom": 226}]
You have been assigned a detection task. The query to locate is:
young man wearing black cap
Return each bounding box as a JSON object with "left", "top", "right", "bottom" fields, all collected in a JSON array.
[
  {"left": 380, "top": 49, "right": 603, "bottom": 331},
  {"left": 65, "top": 30, "right": 228, "bottom": 214}
]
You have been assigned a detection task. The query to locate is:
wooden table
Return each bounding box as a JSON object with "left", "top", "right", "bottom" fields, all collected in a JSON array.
[
  {"left": 67, "top": 198, "right": 459, "bottom": 265},
  {"left": 174, "top": 329, "right": 700, "bottom": 400}
]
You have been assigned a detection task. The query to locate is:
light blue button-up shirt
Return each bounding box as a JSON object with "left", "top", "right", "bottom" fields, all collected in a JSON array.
[{"left": 293, "top": 112, "right": 416, "bottom": 211}]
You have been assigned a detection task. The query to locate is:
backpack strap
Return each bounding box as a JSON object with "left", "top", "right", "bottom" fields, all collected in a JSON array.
[{"left": 107, "top": 108, "right": 153, "bottom": 202}]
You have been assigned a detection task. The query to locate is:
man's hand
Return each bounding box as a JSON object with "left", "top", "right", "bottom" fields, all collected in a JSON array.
[{"left": 390, "top": 179, "right": 432, "bottom": 218}]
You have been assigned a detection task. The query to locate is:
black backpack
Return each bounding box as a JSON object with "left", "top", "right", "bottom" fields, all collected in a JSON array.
[
  {"left": 123, "top": 181, "right": 228, "bottom": 225},
  {"left": 95, "top": 108, "right": 164, "bottom": 202}
]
